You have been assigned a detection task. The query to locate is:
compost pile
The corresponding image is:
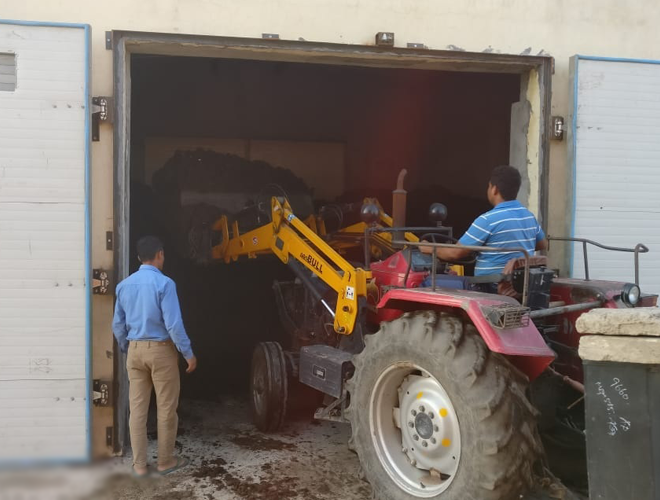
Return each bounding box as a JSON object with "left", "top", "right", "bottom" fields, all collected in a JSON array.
[{"left": 151, "top": 149, "right": 314, "bottom": 262}]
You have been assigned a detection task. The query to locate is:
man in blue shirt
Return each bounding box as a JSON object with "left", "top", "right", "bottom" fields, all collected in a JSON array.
[
  {"left": 425, "top": 165, "right": 547, "bottom": 277},
  {"left": 113, "top": 236, "right": 196, "bottom": 477}
]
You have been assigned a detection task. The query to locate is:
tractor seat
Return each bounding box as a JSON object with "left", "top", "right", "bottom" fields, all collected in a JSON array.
[{"left": 467, "top": 256, "right": 553, "bottom": 310}]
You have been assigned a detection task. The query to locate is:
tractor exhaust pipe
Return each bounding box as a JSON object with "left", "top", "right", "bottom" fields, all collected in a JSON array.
[{"left": 392, "top": 169, "right": 407, "bottom": 246}]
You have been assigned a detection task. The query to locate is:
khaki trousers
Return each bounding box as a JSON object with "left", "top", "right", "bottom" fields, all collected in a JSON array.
[{"left": 127, "top": 340, "right": 180, "bottom": 468}]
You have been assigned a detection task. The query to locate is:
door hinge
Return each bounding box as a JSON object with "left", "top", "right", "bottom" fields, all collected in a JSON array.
[
  {"left": 93, "top": 269, "right": 111, "bottom": 295},
  {"left": 375, "top": 32, "right": 395, "bottom": 47},
  {"left": 93, "top": 379, "right": 112, "bottom": 407},
  {"left": 92, "top": 96, "right": 114, "bottom": 142},
  {"left": 551, "top": 116, "right": 565, "bottom": 141}
]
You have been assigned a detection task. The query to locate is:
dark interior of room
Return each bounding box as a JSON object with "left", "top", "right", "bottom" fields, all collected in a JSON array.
[{"left": 128, "top": 54, "right": 521, "bottom": 399}]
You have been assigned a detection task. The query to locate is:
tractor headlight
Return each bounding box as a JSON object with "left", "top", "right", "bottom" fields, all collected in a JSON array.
[{"left": 621, "top": 283, "right": 641, "bottom": 307}]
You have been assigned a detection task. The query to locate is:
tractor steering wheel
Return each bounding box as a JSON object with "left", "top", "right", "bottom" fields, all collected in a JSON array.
[{"left": 419, "top": 233, "right": 477, "bottom": 266}]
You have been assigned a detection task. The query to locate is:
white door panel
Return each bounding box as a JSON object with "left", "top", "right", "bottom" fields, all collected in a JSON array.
[
  {"left": 571, "top": 56, "right": 660, "bottom": 294},
  {"left": 0, "top": 21, "right": 90, "bottom": 461}
]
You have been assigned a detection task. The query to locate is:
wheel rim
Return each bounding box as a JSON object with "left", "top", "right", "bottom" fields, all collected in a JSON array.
[{"left": 369, "top": 363, "right": 461, "bottom": 497}]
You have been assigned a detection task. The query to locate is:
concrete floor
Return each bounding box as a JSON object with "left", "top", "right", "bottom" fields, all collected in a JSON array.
[
  {"left": 0, "top": 397, "right": 368, "bottom": 500},
  {"left": 93, "top": 397, "right": 372, "bottom": 500},
  {"left": 0, "top": 396, "right": 581, "bottom": 500}
]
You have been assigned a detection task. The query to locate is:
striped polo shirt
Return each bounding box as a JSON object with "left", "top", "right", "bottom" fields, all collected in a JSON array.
[{"left": 458, "top": 200, "right": 545, "bottom": 276}]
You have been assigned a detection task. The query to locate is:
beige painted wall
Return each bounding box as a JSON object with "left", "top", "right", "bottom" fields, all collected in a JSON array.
[
  {"left": 5, "top": 0, "right": 658, "bottom": 264},
  {"left": 4, "top": 0, "right": 659, "bottom": 456}
]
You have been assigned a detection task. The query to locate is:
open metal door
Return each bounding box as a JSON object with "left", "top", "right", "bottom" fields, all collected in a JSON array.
[
  {"left": 570, "top": 55, "right": 660, "bottom": 294},
  {"left": 0, "top": 20, "right": 91, "bottom": 462}
]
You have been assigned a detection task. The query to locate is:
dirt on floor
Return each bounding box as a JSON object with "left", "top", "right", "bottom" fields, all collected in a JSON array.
[
  {"left": 0, "top": 396, "right": 585, "bottom": 500},
  {"left": 83, "top": 397, "right": 371, "bottom": 500}
]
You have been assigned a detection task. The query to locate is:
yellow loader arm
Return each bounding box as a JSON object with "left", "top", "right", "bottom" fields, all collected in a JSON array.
[
  {"left": 320, "top": 199, "right": 463, "bottom": 275},
  {"left": 310, "top": 198, "right": 419, "bottom": 259},
  {"left": 211, "top": 197, "right": 371, "bottom": 335},
  {"left": 319, "top": 199, "right": 418, "bottom": 238}
]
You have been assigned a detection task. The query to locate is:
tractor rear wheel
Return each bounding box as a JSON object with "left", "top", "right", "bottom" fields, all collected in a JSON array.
[
  {"left": 346, "top": 311, "right": 542, "bottom": 500},
  {"left": 250, "top": 341, "right": 288, "bottom": 432}
]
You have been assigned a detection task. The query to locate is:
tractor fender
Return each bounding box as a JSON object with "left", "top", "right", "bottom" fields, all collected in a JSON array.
[{"left": 377, "top": 288, "right": 555, "bottom": 380}]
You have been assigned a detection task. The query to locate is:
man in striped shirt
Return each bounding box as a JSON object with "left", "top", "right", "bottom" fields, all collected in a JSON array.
[{"left": 424, "top": 165, "right": 547, "bottom": 276}]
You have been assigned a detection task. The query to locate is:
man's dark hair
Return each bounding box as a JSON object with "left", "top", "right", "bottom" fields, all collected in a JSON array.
[
  {"left": 137, "top": 236, "right": 164, "bottom": 262},
  {"left": 490, "top": 165, "right": 522, "bottom": 201}
]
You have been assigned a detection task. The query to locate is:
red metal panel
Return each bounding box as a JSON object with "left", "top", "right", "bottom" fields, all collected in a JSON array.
[{"left": 377, "top": 288, "right": 555, "bottom": 380}]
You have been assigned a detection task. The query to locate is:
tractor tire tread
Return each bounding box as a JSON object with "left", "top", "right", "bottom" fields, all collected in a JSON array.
[{"left": 346, "top": 310, "right": 542, "bottom": 500}]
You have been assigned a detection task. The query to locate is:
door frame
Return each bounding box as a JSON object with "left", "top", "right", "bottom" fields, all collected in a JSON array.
[{"left": 112, "top": 30, "right": 554, "bottom": 452}]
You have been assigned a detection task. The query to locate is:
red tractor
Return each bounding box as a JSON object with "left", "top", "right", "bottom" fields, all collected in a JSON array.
[{"left": 211, "top": 187, "right": 654, "bottom": 500}]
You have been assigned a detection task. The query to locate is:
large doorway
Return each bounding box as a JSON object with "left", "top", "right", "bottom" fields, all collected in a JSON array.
[{"left": 113, "top": 32, "right": 552, "bottom": 450}]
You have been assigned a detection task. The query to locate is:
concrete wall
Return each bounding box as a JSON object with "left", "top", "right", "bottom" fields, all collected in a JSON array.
[
  {"left": 4, "top": 0, "right": 659, "bottom": 457},
  {"left": 4, "top": 0, "right": 657, "bottom": 267}
]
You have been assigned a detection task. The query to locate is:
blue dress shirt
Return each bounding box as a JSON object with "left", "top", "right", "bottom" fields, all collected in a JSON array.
[{"left": 112, "top": 265, "right": 194, "bottom": 360}]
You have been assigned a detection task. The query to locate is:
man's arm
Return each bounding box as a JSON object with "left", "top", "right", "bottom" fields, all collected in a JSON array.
[
  {"left": 420, "top": 243, "right": 473, "bottom": 261},
  {"left": 161, "top": 280, "right": 196, "bottom": 372},
  {"left": 112, "top": 293, "right": 129, "bottom": 354},
  {"left": 535, "top": 226, "right": 548, "bottom": 251},
  {"left": 536, "top": 238, "right": 548, "bottom": 251}
]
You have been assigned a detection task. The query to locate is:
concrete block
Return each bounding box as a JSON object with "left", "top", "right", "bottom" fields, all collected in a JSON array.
[
  {"left": 575, "top": 308, "right": 660, "bottom": 337},
  {"left": 579, "top": 335, "right": 660, "bottom": 364}
]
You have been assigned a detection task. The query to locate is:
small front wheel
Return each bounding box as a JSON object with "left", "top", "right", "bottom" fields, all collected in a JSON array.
[{"left": 250, "top": 341, "right": 288, "bottom": 432}]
